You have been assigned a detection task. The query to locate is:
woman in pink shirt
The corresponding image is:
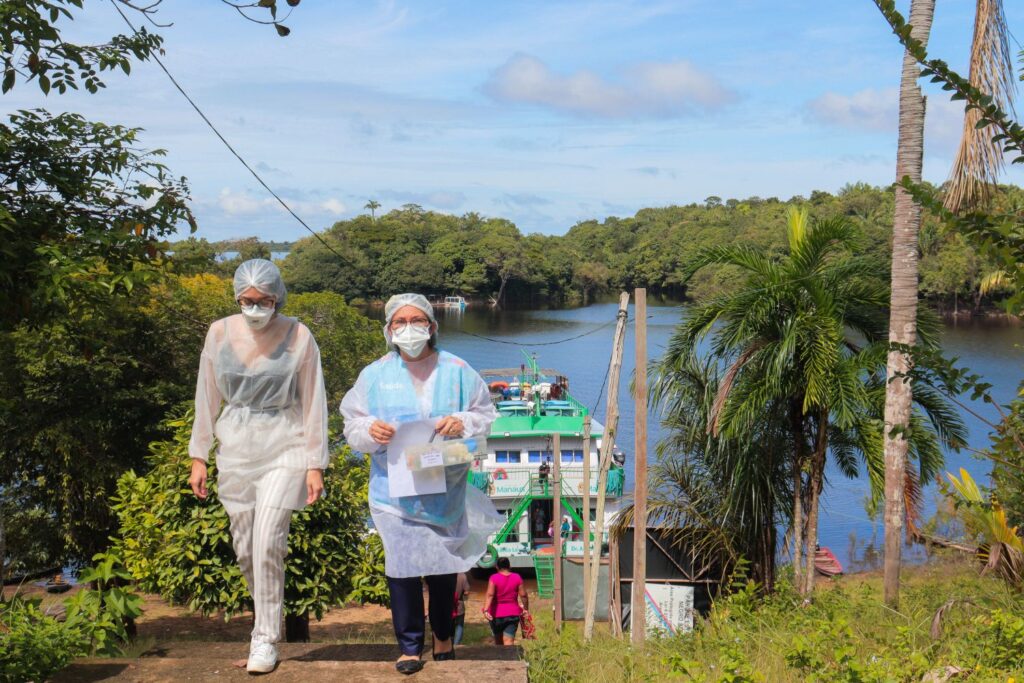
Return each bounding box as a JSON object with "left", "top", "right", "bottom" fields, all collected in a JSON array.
[{"left": 483, "top": 557, "right": 529, "bottom": 645}]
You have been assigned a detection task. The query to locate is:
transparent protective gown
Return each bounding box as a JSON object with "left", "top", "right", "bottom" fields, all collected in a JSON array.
[
  {"left": 341, "top": 350, "right": 502, "bottom": 578},
  {"left": 189, "top": 314, "right": 329, "bottom": 514}
]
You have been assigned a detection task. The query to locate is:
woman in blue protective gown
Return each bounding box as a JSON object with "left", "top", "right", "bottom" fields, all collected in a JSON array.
[{"left": 340, "top": 293, "right": 500, "bottom": 675}]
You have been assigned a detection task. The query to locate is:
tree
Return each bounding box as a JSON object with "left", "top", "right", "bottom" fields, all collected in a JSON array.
[
  {"left": 169, "top": 237, "right": 219, "bottom": 276},
  {"left": 645, "top": 351, "right": 791, "bottom": 592},
  {"left": 1, "top": 0, "right": 298, "bottom": 96},
  {"left": 476, "top": 221, "right": 529, "bottom": 308},
  {"left": 364, "top": 199, "right": 381, "bottom": 221},
  {"left": 944, "top": 0, "right": 1015, "bottom": 213},
  {"left": 283, "top": 291, "right": 385, "bottom": 407},
  {"left": 881, "top": 0, "right": 935, "bottom": 609},
  {"left": 678, "top": 208, "right": 962, "bottom": 596},
  {"left": 0, "top": 110, "right": 194, "bottom": 329}
]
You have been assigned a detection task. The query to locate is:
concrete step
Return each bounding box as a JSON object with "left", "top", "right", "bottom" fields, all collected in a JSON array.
[{"left": 52, "top": 642, "right": 527, "bottom": 682}]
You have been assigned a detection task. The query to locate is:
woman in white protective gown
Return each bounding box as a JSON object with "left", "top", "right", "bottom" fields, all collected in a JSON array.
[
  {"left": 340, "top": 293, "right": 501, "bottom": 676},
  {"left": 187, "top": 259, "right": 328, "bottom": 674}
]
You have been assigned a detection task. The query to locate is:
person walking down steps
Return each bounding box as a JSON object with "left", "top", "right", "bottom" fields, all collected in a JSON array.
[{"left": 188, "top": 259, "right": 329, "bottom": 674}]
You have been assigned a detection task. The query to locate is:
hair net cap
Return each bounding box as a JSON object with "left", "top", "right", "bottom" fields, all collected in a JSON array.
[
  {"left": 233, "top": 259, "right": 287, "bottom": 310},
  {"left": 384, "top": 293, "right": 436, "bottom": 326}
]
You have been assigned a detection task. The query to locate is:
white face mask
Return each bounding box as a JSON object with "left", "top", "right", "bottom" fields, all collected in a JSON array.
[
  {"left": 240, "top": 304, "right": 274, "bottom": 330},
  {"left": 391, "top": 324, "right": 431, "bottom": 358}
]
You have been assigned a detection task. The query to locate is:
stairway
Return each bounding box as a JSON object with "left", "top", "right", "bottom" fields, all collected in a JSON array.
[{"left": 52, "top": 641, "right": 527, "bottom": 682}]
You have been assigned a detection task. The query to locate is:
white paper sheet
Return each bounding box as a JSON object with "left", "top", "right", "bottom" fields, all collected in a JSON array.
[{"left": 387, "top": 418, "right": 447, "bottom": 498}]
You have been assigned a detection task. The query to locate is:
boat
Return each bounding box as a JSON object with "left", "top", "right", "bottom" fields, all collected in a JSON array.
[
  {"left": 44, "top": 574, "right": 73, "bottom": 594},
  {"left": 433, "top": 295, "right": 467, "bottom": 311},
  {"left": 814, "top": 546, "right": 843, "bottom": 577},
  {"left": 470, "top": 351, "right": 627, "bottom": 569}
]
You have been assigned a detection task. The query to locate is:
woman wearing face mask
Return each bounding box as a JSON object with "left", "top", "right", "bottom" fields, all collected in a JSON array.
[
  {"left": 187, "top": 259, "right": 328, "bottom": 674},
  {"left": 340, "top": 293, "right": 501, "bottom": 675}
]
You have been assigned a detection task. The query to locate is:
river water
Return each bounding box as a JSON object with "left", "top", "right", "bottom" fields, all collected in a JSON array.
[{"left": 371, "top": 301, "right": 1024, "bottom": 571}]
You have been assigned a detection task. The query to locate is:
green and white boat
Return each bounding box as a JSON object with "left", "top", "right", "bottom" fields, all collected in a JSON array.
[{"left": 471, "top": 352, "right": 626, "bottom": 570}]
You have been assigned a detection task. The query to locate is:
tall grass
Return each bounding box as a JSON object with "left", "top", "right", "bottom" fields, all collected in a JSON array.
[{"left": 522, "top": 557, "right": 1024, "bottom": 682}]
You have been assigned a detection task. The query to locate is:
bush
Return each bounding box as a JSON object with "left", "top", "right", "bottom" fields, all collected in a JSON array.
[
  {"left": 111, "top": 406, "right": 385, "bottom": 621},
  {"left": 0, "top": 552, "right": 143, "bottom": 682},
  {"left": 0, "top": 596, "right": 82, "bottom": 683}
]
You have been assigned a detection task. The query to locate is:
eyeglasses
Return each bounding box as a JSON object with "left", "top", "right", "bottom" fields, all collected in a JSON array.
[
  {"left": 238, "top": 297, "right": 276, "bottom": 310},
  {"left": 389, "top": 316, "right": 431, "bottom": 330}
]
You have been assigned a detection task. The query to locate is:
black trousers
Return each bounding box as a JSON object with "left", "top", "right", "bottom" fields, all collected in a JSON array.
[{"left": 387, "top": 574, "right": 457, "bottom": 656}]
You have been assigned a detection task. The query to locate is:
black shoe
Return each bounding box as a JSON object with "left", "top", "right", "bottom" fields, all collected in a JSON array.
[
  {"left": 432, "top": 636, "right": 455, "bottom": 661},
  {"left": 396, "top": 659, "right": 424, "bottom": 675}
]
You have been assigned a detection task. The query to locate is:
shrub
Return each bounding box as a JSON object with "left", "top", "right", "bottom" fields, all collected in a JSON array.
[
  {"left": 111, "top": 406, "right": 384, "bottom": 620},
  {"left": 0, "top": 595, "right": 82, "bottom": 683}
]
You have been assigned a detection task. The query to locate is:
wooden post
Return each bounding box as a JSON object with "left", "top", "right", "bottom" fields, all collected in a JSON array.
[
  {"left": 609, "top": 533, "right": 622, "bottom": 638},
  {"left": 581, "top": 414, "right": 592, "bottom": 620},
  {"left": 631, "top": 288, "right": 648, "bottom": 644},
  {"left": 552, "top": 431, "right": 562, "bottom": 630},
  {"left": 583, "top": 291, "right": 629, "bottom": 641}
]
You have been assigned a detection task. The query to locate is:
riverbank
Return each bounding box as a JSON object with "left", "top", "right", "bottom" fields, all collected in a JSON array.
[{"left": 522, "top": 553, "right": 1024, "bottom": 681}]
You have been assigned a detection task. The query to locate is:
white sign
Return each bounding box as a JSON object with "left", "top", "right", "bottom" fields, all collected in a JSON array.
[
  {"left": 386, "top": 419, "right": 446, "bottom": 498},
  {"left": 637, "top": 583, "right": 694, "bottom": 636}
]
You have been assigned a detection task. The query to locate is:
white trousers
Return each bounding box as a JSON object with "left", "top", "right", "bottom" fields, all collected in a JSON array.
[{"left": 228, "top": 505, "right": 293, "bottom": 644}]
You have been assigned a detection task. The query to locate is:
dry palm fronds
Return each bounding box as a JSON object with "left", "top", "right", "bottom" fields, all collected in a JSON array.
[
  {"left": 930, "top": 598, "right": 975, "bottom": 639},
  {"left": 979, "top": 541, "right": 1024, "bottom": 588},
  {"left": 903, "top": 461, "right": 924, "bottom": 538},
  {"left": 945, "top": 0, "right": 1016, "bottom": 214}
]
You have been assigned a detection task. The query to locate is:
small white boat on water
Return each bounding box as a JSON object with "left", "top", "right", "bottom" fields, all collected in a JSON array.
[{"left": 433, "top": 295, "right": 467, "bottom": 311}]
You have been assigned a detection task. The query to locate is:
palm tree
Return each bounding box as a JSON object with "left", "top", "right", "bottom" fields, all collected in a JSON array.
[
  {"left": 944, "top": 0, "right": 1015, "bottom": 214},
  {"left": 669, "top": 209, "right": 963, "bottom": 596},
  {"left": 364, "top": 199, "right": 381, "bottom": 221},
  {"left": 642, "top": 351, "right": 792, "bottom": 593},
  {"left": 882, "top": 0, "right": 935, "bottom": 609}
]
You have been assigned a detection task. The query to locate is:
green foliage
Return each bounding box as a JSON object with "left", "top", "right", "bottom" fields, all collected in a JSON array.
[
  {"left": 649, "top": 209, "right": 964, "bottom": 594},
  {"left": 0, "top": 1, "right": 298, "bottom": 96},
  {"left": 283, "top": 291, "right": 386, "bottom": 406},
  {"left": 111, "top": 407, "right": 385, "bottom": 620},
  {"left": 0, "top": 109, "right": 194, "bottom": 327},
  {"left": 0, "top": 594, "right": 82, "bottom": 683},
  {"left": 0, "top": 1, "right": 162, "bottom": 95},
  {"left": 172, "top": 184, "right": 1024, "bottom": 312},
  {"left": 523, "top": 565, "right": 1024, "bottom": 682},
  {"left": 63, "top": 552, "right": 144, "bottom": 657},
  {"left": 0, "top": 552, "right": 144, "bottom": 682},
  {"left": 0, "top": 293, "right": 195, "bottom": 567},
  {"left": 344, "top": 531, "right": 389, "bottom": 607}
]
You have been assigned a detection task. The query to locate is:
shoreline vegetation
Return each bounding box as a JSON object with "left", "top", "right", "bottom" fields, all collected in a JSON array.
[{"left": 171, "top": 183, "right": 1024, "bottom": 317}]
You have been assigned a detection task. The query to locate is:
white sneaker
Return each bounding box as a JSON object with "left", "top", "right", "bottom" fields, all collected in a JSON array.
[{"left": 247, "top": 642, "right": 278, "bottom": 674}]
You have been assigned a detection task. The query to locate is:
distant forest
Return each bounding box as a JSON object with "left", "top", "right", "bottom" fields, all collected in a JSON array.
[{"left": 169, "top": 183, "right": 1024, "bottom": 312}]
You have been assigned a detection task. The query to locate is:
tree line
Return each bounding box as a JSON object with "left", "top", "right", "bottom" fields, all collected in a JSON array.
[{"left": 171, "top": 183, "right": 1024, "bottom": 313}]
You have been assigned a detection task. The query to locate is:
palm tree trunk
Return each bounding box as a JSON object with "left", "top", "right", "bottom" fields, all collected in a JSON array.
[
  {"left": 883, "top": 0, "right": 936, "bottom": 609},
  {"left": 790, "top": 404, "right": 805, "bottom": 594},
  {"left": 803, "top": 412, "right": 829, "bottom": 596}
]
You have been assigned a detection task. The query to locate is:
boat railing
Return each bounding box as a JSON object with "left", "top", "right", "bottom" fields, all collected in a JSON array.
[{"left": 483, "top": 467, "right": 624, "bottom": 498}]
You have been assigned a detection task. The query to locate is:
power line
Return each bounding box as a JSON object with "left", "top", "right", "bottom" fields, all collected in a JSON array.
[
  {"left": 456, "top": 317, "right": 620, "bottom": 347},
  {"left": 109, "top": 0, "right": 351, "bottom": 266}
]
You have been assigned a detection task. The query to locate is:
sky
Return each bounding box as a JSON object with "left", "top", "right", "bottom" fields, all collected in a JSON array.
[{"left": 5, "top": 0, "right": 1024, "bottom": 242}]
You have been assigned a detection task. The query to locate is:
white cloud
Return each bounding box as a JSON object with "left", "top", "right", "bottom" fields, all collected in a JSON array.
[
  {"left": 805, "top": 87, "right": 967, "bottom": 152},
  {"left": 217, "top": 188, "right": 346, "bottom": 218},
  {"left": 806, "top": 87, "right": 897, "bottom": 132},
  {"left": 482, "top": 53, "right": 736, "bottom": 119}
]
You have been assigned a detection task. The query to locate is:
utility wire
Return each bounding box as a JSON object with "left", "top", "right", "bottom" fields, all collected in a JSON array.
[
  {"left": 456, "top": 317, "right": 620, "bottom": 347},
  {"left": 110, "top": 0, "right": 351, "bottom": 266}
]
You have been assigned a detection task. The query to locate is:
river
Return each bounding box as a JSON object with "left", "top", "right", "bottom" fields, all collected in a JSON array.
[{"left": 371, "top": 301, "right": 1024, "bottom": 572}]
